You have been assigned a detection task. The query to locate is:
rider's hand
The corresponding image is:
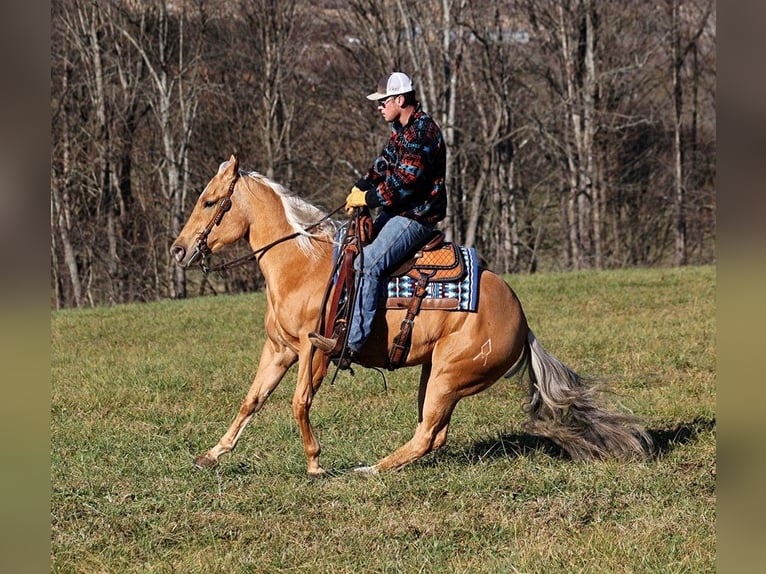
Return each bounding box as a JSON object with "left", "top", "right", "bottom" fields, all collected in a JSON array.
[{"left": 345, "top": 186, "right": 367, "bottom": 214}]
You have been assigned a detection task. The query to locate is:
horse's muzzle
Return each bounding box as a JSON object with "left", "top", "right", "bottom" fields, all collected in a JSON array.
[{"left": 171, "top": 244, "right": 192, "bottom": 267}]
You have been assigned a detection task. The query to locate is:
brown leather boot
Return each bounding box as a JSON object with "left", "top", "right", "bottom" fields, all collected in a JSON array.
[{"left": 308, "top": 332, "right": 339, "bottom": 354}]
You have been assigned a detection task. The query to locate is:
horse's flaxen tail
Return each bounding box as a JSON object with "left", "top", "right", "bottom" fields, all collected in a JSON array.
[{"left": 511, "top": 330, "right": 653, "bottom": 461}]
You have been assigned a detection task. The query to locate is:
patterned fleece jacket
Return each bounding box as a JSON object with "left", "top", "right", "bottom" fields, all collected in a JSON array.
[{"left": 356, "top": 105, "right": 447, "bottom": 226}]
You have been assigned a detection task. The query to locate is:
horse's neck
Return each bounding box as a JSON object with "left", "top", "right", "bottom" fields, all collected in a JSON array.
[
  {"left": 255, "top": 236, "right": 332, "bottom": 290},
  {"left": 243, "top": 193, "right": 333, "bottom": 306}
]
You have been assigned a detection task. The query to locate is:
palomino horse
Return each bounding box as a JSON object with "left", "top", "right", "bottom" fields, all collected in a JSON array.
[{"left": 171, "top": 155, "right": 651, "bottom": 477}]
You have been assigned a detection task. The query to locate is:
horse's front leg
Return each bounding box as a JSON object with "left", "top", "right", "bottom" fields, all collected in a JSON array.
[
  {"left": 291, "top": 346, "right": 327, "bottom": 478},
  {"left": 194, "top": 339, "right": 297, "bottom": 469}
]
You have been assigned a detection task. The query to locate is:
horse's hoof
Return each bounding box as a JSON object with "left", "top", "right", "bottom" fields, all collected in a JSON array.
[
  {"left": 193, "top": 453, "right": 218, "bottom": 469},
  {"left": 352, "top": 465, "right": 379, "bottom": 475},
  {"left": 307, "top": 468, "right": 326, "bottom": 480}
]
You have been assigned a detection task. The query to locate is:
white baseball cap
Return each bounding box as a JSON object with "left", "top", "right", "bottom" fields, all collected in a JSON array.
[{"left": 366, "top": 72, "right": 414, "bottom": 100}]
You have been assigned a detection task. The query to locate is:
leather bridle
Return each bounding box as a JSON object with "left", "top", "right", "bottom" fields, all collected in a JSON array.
[{"left": 187, "top": 171, "right": 239, "bottom": 268}]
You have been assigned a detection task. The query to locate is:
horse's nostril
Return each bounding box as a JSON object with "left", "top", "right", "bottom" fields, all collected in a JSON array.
[{"left": 171, "top": 244, "right": 186, "bottom": 262}]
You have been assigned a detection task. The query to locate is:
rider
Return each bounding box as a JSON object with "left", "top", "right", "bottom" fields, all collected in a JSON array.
[{"left": 309, "top": 72, "right": 447, "bottom": 367}]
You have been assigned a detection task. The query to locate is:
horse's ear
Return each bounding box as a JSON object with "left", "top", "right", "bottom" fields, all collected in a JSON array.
[{"left": 221, "top": 154, "right": 239, "bottom": 179}]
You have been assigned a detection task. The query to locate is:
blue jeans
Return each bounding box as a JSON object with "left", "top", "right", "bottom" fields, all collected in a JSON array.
[{"left": 347, "top": 214, "right": 435, "bottom": 353}]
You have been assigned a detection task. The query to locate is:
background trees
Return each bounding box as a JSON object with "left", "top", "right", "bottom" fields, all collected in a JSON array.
[{"left": 50, "top": 0, "right": 716, "bottom": 308}]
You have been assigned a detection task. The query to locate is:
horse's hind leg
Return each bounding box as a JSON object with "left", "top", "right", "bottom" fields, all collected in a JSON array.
[
  {"left": 194, "top": 340, "right": 297, "bottom": 469},
  {"left": 361, "top": 339, "right": 512, "bottom": 474},
  {"left": 362, "top": 364, "right": 460, "bottom": 473}
]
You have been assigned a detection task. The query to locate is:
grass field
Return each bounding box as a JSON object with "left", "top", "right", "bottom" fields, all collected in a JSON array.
[{"left": 51, "top": 266, "right": 715, "bottom": 573}]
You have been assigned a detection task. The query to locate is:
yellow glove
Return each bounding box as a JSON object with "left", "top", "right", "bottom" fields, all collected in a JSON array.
[{"left": 345, "top": 186, "right": 367, "bottom": 214}]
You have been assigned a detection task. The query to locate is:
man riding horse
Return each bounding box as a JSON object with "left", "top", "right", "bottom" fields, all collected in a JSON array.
[
  {"left": 308, "top": 72, "right": 447, "bottom": 369},
  {"left": 170, "top": 80, "right": 651, "bottom": 476}
]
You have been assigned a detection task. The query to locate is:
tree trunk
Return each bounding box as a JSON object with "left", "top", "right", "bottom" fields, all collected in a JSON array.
[
  {"left": 52, "top": 65, "right": 83, "bottom": 308},
  {"left": 671, "top": 0, "right": 687, "bottom": 266},
  {"left": 582, "top": 0, "right": 600, "bottom": 268},
  {"left": 120, "top": 3, "right": 205, "bottom": 298}
]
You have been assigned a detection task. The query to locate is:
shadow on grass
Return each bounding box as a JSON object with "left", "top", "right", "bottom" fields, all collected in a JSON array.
[
  {"left": 442, "top": 416, "right": 716, "bottom": 464},
  {"left": 211, "top": 418, "right": 716, "bottom": 475},
  {"left": 454, "top": 433, "right": 567, "bottom": 464},
  {"left": 647, "top": 416, "right": 716, "bottom": 457}
]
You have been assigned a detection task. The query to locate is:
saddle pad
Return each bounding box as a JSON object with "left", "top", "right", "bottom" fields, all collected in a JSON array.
[{"left": 384, "top": 246, "right": 480, "bottom": 312}]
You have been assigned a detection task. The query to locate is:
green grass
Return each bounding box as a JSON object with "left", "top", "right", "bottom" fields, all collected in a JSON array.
[{"left": 51, "top": 266, "right": 715, "bottom": 573}]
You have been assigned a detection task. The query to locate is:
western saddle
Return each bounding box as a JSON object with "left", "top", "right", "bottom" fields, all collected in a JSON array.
[{"left": 316, "top": 210, "right": 465, "bottom": 373}]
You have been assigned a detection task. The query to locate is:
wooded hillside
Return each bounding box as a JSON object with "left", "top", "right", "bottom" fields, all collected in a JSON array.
[{"left": 50, "top": 0, "right": 716, "bottom": 308}]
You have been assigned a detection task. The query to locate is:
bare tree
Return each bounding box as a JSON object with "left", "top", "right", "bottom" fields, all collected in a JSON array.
[
  {"left": 459, "top": 3, "right": 523, "bottom": 272},
  {"left": 52, "top": 0, "right": 118, "bottom": 304},
  {"left": 118, "top": 1, "right": 207, "bottom": 298},
  {"left": 668, "top": 0, "right": 714, "bottom": 266},
  {"left": 51, "top": 23, "right": 83, "bottom": 309},
  {"left": 49, "top": 0, "right": 717, "bottom": 308},
  {"left": 235, "top": 0, "right": 302, "bottom": 181},
  {"left": 526, "top": 0, "right": 600, "bottom": 270}
]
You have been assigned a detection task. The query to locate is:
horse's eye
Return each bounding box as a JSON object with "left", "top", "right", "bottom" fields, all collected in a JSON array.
[{"left": 203, "top": 200, "right": 217, "bottom": 208}]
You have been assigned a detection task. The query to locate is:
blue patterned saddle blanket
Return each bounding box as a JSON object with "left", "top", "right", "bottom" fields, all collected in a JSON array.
[{"left": 383, "top": 245, "right": 479, "bottom": 312}]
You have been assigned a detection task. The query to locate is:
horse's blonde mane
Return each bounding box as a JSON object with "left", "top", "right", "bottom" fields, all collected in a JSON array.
[{"left": 240, "top": 169, "right": 338, "bottom": 256}]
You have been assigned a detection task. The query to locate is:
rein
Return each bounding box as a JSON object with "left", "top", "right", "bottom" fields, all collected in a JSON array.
[{"left": 190, "top": 171, "right": 345, "bottom": 274}]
